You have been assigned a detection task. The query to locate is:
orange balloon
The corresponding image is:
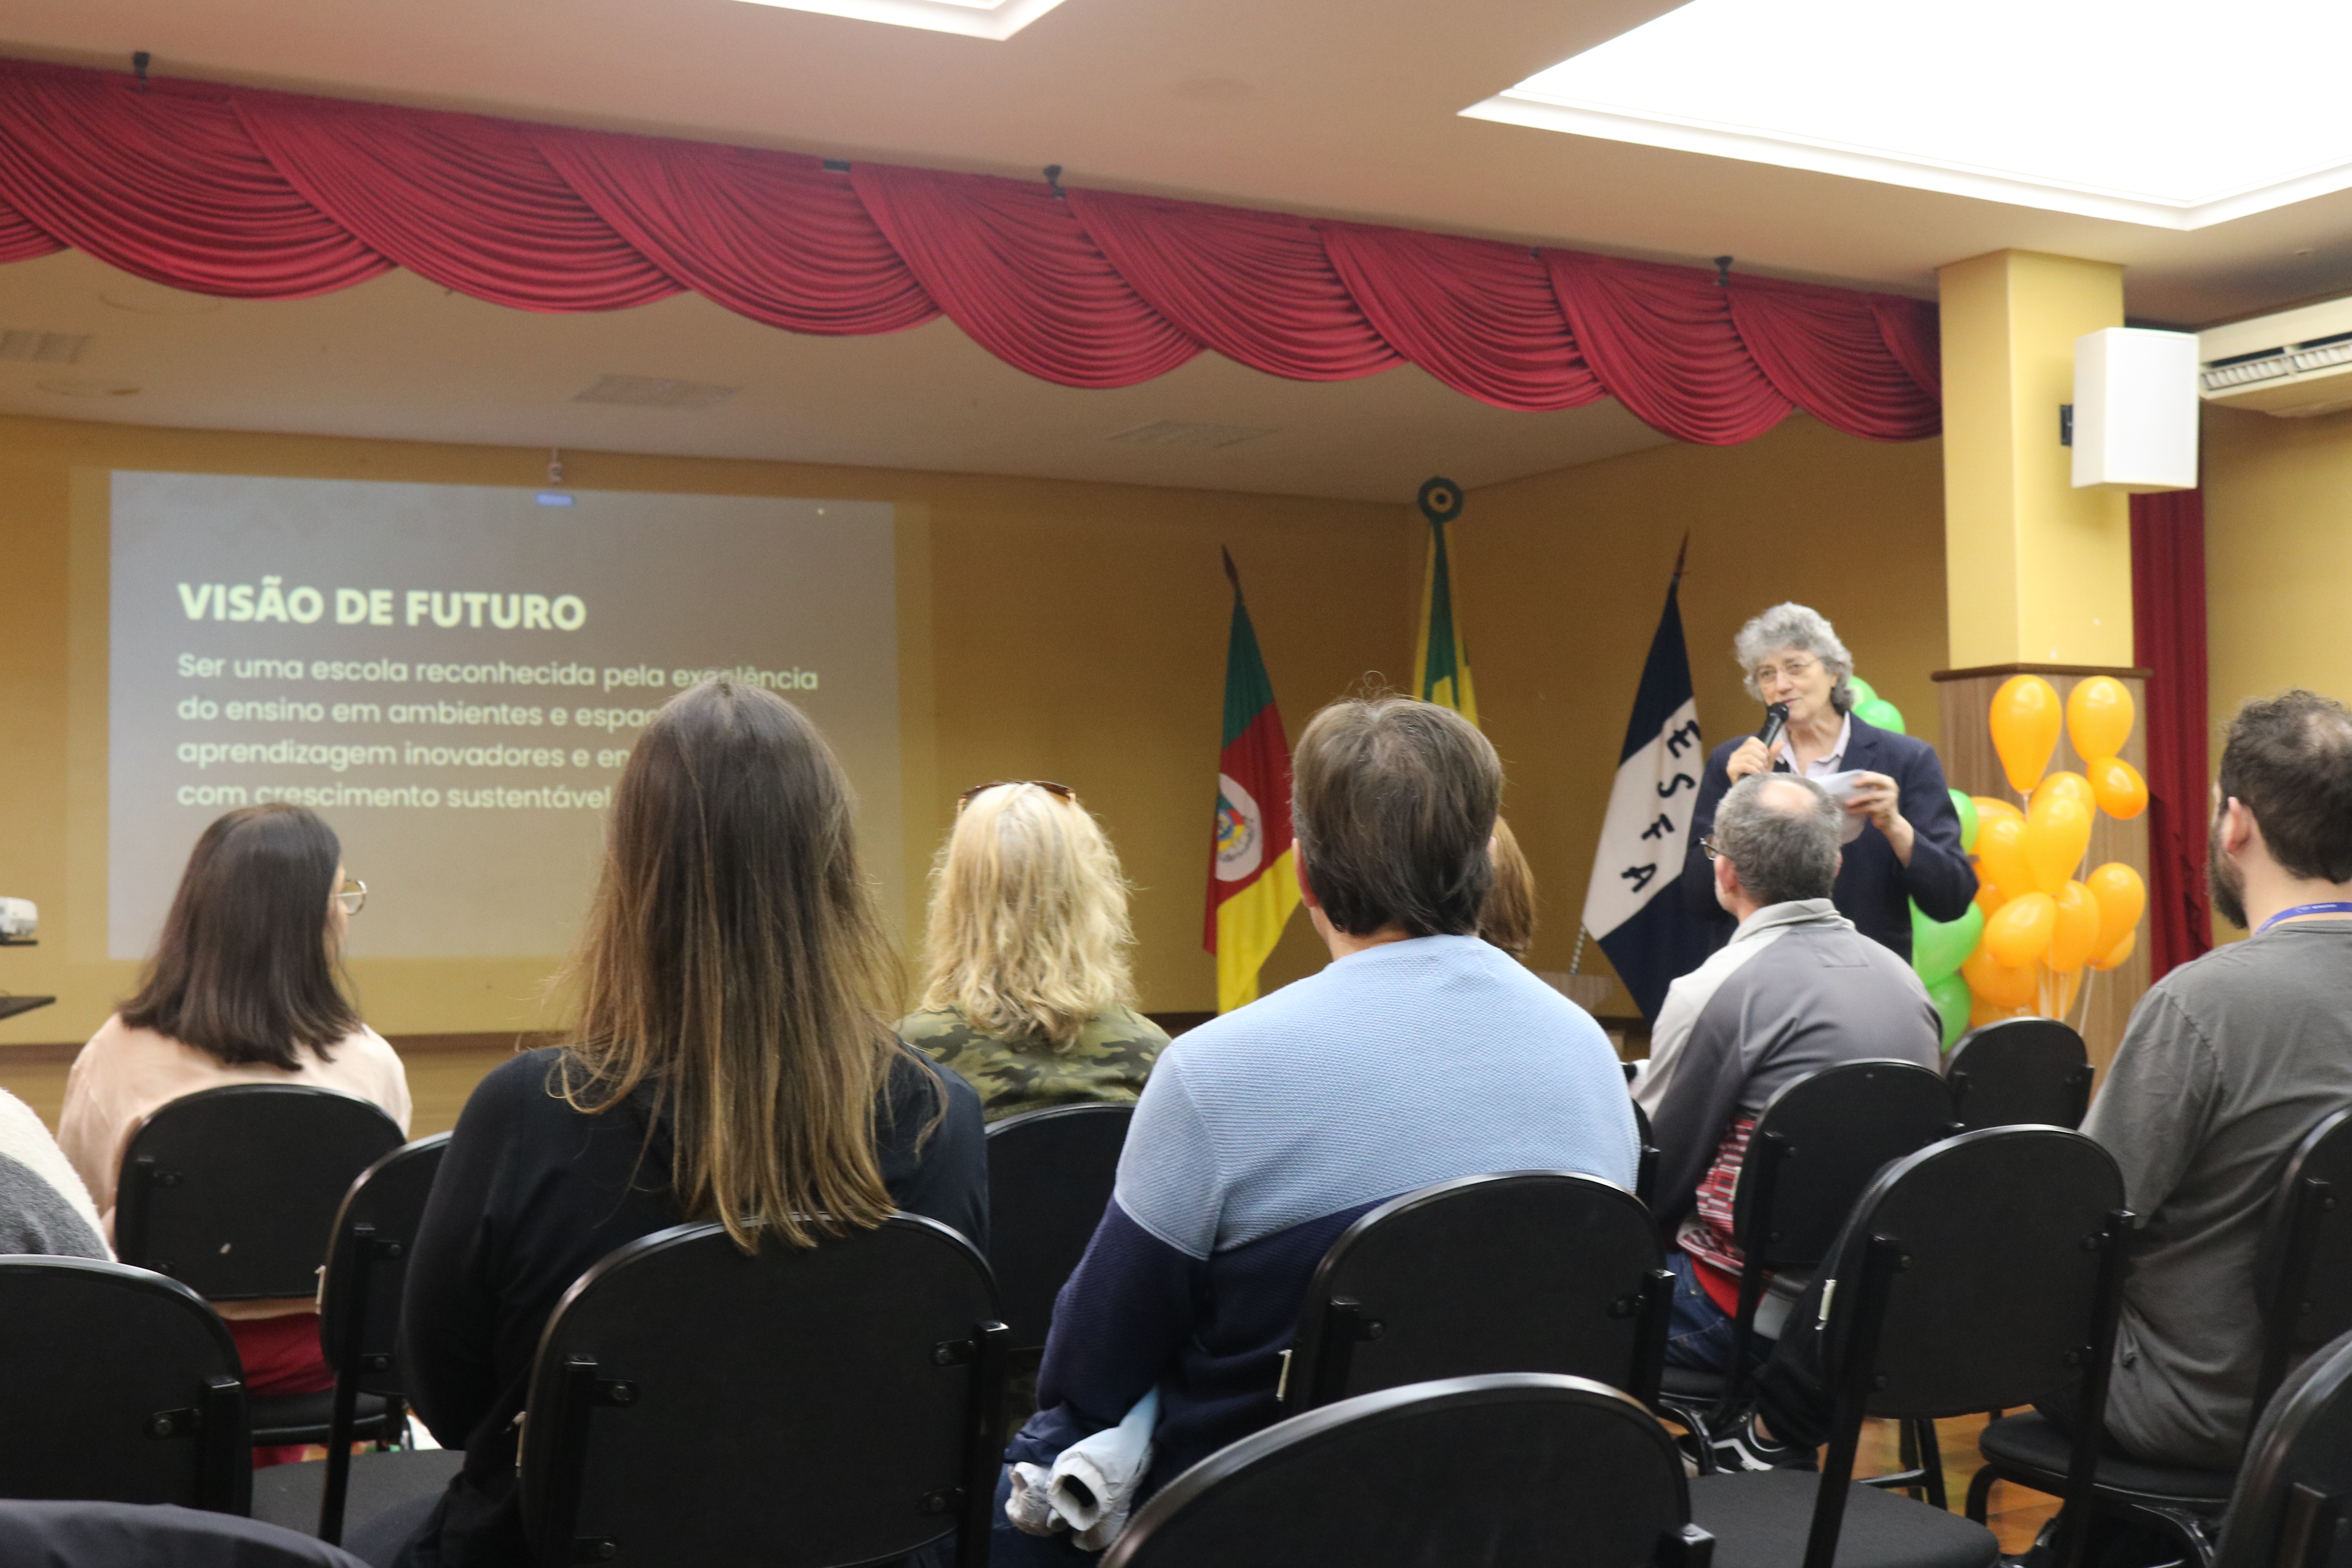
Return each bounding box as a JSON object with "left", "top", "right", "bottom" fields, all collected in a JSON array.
[
  {"left": 2024, "top": 796, "right": 2094, "bottom": 896},
  {"left": 2091, "top": 930, "right": 2137, "bottom": 972},
  {"left": 2031, "top": 771, "right": 2095, "bottom": 818},
  {"left": 1964, "top": 939, "right": 2040, "bottom": 1007},
  {"left": 1990, "top": 675, "right": 2063, "bottom": 793},
  {"left": 1986, "top": 890, "right": 2058, "bottom": 967},
  {"left": 1977, "top": 815, "right": 2035, "bottom": 902},
  {"left": 2049, "top": 880, "right": 2103, "bottom": 972},
  {"left": 1970, "top": 995, "right": 2024, "bottom": 1029},
  {"left": 1973, "top": 795, "right": 2026, "bottom": 832},
  {"left": 2067, "top": 676, "right": 2136, "bottom": 763},
  {"left": 2090, "top": 756, "right": 2149, "bottom": 820},
  {"left": 1975, "top": 879, "right": 2009, "bottom": 916},
  {"left": 2086, "top": 862, "right": 2147, "bottom": 955}
]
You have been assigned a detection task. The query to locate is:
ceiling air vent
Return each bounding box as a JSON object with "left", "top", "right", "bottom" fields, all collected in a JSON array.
[
  {"left": 1108, "top": 420, "right": 1277, "bottom": 449},
  {"left": 0, "top": 330, "right": 93, "bottom": 365},
  {"left": 572, "top": 375, "right": 739, "bottom": 411}
]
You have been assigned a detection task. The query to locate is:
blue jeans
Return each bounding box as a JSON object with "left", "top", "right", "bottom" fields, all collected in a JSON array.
[{"left": 1661, "top": 1246, "right": 1774, "bottom": 1375}]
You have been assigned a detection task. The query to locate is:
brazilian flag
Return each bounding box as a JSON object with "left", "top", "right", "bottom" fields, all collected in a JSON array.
[{"left": 1412, "top": 477, "right": 1478, "bottom": 725}]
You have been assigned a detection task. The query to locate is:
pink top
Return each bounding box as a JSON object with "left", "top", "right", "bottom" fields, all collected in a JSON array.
[{"left": 59, "top": 1014, "right": 412, "bottom": 1316}]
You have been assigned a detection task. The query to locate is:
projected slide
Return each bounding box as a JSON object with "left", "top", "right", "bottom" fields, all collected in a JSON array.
[{"left": 110, "top": 472, "right": 898, "bottom": 960}]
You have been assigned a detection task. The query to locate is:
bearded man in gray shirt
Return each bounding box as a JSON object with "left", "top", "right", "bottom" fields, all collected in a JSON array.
[{"left": 2080, "top": 689, "right": 2352, "bottom": 1470}]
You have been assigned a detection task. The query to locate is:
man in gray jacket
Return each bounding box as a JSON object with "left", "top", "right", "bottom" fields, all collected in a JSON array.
[{"left": 1635, "top": 771, "right": 1941, "bottom": 1467}]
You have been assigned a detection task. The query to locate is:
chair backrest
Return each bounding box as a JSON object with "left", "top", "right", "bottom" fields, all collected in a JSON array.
[
  {"left": 1100, "top": 1373, "right": 1709, "bottom": 1568},
  {"left": 318, "top": 1133, "right": 451, "bottom": 1399},
  {"left": 1805, "top": 1128, "right": 2130, "bottom": 1568},
  {"left": 1945, "top": 1018, "right": 2095, "bottom": 1131},
  {"left": 2254, "top": 1107, "right": 2352, "bottom": 1412},
  {"left": 1631, "top": 1096, "right": 1661, "bottom": 1208},
  {"left": 1286, "top": 1171, "right": 1668, "bottom": 1412},
  {"left": 1734, "top": 1059, "right": 1957, "bottom": 1273},
  {"left": 2213, "top": 1327, "right": 2352, "bottom": 1568},
  {"left": 0, "top": 1258, "right": 251, "bottom": 1515},
  {"left": 116, "top": 1085, "right": 407, "bottom": 1300},
  {"left": 0, "top": 1501, "right": 370, "bottom": 1567},
  {"left": 984, "top": 1103, "right": 1132, "bottom": 1351},
  {"left": 517, "top": 1213, "right": 1007, "bottom": 1568}
]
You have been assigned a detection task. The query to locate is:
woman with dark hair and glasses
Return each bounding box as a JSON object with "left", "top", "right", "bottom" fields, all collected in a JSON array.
[
  {"left": 373, "top": 679, "right": 985, "bottom": 1568},
  {"left": 902, "top": 781, "right": 1167, "bottom": 1121},
  {"left": 60, "top": 803, "right": 409, "bottom": 1437}
]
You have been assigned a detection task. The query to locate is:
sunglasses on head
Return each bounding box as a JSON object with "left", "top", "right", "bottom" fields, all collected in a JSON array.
[{"left": 955, "top": 780, "right": 1079, "bottom": 813}]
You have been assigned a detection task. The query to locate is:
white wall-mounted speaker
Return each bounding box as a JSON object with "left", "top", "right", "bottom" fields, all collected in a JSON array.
[{"left": 2073, "top": 327, "right": 2200, "bottom": 492}]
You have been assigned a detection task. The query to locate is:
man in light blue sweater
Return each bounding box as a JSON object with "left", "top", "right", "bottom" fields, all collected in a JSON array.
[{"left": 995, "top": 697, "right": 1637, "bottom": 1562}]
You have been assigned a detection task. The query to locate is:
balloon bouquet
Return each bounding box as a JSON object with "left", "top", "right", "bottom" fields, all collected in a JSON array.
[{"left": 1910, "top": 675, "right": 2149, "bottom": 1049}]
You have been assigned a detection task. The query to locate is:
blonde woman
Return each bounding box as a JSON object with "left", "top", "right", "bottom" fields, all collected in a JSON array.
[
  {"left": 1480, "top": 816, "right": 1538, "bottom": 962},
  {"left": 903, "top": 781, "right": 1168, "bottom": 1122}
]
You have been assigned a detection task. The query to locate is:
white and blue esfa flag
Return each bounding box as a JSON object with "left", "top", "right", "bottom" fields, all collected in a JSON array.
[{"left": 1579, "top": 573, "right": 1718, "bottom": 1021}]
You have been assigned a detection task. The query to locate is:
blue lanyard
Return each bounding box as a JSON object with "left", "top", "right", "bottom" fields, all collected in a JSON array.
[{"left": 2257, "top": 902, "right": 2352, "bottom": 934}]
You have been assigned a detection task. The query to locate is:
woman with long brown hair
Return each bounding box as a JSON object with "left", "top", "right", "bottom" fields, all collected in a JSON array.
[
  {"left": 383, "top": 680, "right": 985, "bottom": 1567},
  {"left": 61, "top": 803, "right": 408, "bottom": 1451}
]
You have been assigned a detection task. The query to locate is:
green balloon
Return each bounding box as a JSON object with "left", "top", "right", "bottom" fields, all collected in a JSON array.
[
  {"left": 1949, "top": 788, "right": 1980, "bottom": 853},
  {"left": 1928, "top": 970, "right": 1972, "bottom": 1051},
  {"left": 1845, "top": 674, "right": 1878, "bottom": 708},
  {"left": 1857, "top": 696, "right": 1906, "bottom": 734},
  {"left": 1911, "top": 899, "right": 1985, "bottom": 985}
]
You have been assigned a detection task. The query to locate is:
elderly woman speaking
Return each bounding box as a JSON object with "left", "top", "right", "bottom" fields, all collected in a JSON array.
[{"left": 1680, "top": 603, "right": 1975, "bottom": 962}]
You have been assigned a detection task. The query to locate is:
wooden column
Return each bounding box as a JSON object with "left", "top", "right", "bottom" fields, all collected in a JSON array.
[{"left": 1934, "top": 664, "right": 2151, "bottom": 1076}]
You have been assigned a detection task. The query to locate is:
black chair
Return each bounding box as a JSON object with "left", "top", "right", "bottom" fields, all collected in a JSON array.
[
  {"left": 116, "top": 1084, "right": 408, "bottom": 1454},
  {"left": 516, "top": 1213, "right": 1009, "bottom": 1568},
  {"left": 249, "top": 1135, "right": 463, "bottom": 1546},
  {"left": 984, "top": 1102, "right": 1132, "bottom": 1354},
  {"left": 1101, "top": 1372, "right": 1713, "bottom": 1568},
  {"left": 2208, "top": 1326, "right": 2352, "bottom": 1568},
  {"left": 1944, "top": 1018, "right": 2095, "bottom": 1132},
  {"left": 1970, "top": 1105, "right": 2352, "bottom": 1567},
  {"left": 0, "top": 1257, "right": 252, "bottom": 1515},
  {"left": 1283, "top": 1170, "right": 1671, "bottom": 1412},
  {"left": 1689, "top": 1127, "right": 2133, "bottom": 1568},
  {"left": 0, "top": 1501, "right": 371, "bottom": 1567},
  {"left": 1655, "top": 1060, "right": 1957, "bottom": 1466}
]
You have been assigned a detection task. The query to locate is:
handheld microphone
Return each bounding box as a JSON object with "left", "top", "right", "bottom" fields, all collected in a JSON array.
[{"left": 1756, "top": 702, "right": 1790, "bottom": 755}]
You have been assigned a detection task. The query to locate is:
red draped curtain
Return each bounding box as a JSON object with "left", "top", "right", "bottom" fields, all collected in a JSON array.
[
  {"left": 0, "top": 57, "right": 1940, "bottom": 444},
  {"left": 2131, "top": 489, "right": 2214, "bottom": 978}
]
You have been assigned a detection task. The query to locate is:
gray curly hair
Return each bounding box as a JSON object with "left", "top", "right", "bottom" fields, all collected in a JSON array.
[{"left": 1734, "top": 603, "right": 1855, "bottom": 714}]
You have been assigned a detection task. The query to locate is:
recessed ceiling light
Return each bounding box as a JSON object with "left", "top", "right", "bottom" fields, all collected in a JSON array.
[
  {"left": 1463, "top": 0, "right": 2352, "bottom": 230},
  {"left": 572, "top": 375, "right": 739, "bottom": 411},
  {"left": 1109, "top": 420, "right": 1276, "bottom": 448},
  {"left": 0, "top": 330, "right": 93, "bottom": 365},
  {"left": 38, "top": 377, "right": 138, "bottom": 397},
  {"left": 730, "top": 0, "right": 1069, "bottom": 41}
]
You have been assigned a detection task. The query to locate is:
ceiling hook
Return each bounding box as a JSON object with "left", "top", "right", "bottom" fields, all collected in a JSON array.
[
  {"left": 1043, "top": 164, "right": 1065, "bottom": 199},
  {"left": 133, "top": 51, "right": 151, "bottom": 93},
  {"left": 1715, "top": 254, "right": 1734, "bottom": 288}
]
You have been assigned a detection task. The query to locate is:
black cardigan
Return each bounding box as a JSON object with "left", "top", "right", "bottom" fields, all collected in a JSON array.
[
  {"left": 1679, "top": 713, "right": 1977, "bottom": 960},
  {"left": 397, "top": 1045, "right": 987, "bottom": 1568}
]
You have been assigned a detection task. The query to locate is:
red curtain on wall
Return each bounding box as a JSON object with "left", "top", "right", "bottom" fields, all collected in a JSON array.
[
  {"left": 0, "top": 57, "right": 1943, "bottom": 443},
  {"left": 2131, "top": 488, "right": 2215, "bottom": 978}
]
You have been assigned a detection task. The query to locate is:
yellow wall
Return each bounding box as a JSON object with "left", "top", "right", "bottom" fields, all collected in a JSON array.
[
  {"left": 2202, "top": 403, "right": 2352, "bottom": 934},
  {"left": 1456, "top": 415, "right": 1949, "bottom": 1011},
  {"left": 0, "top": 414, "right": 1416, "bottom": 1043}
]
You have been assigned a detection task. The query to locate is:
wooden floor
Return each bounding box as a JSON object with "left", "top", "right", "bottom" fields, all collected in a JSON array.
[{"left": 0, "top": 1043, "right": 2066, "bottom": 1549}]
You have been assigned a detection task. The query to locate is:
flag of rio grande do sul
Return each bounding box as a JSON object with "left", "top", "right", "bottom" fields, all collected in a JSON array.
[{"left": 1204, "top": 557, "right": 1301, "bottom": 1013}]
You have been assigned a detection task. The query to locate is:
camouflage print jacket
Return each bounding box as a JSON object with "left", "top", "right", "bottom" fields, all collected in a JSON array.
[{"left": 897, "top": 1004, "right": 1169, "bottom": 1123}]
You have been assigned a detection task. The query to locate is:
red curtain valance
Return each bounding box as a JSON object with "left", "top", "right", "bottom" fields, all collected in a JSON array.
[{"left": 0, "top": 57, "right": 1941, "bottom": 443}]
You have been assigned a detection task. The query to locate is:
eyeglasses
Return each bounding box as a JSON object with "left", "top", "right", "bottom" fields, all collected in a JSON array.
[
  {"left": 955, "top": 780, "right": 1078, "bottom": 814},
  {"left": 333, "top": 879, "right": 367, "bottom": 916},
  {"left": 1753, "top": 657, "right": 1818, "bottom": 686},
  {"left": 1700, "top": 838, "right": 1726, "bottom": 862}
]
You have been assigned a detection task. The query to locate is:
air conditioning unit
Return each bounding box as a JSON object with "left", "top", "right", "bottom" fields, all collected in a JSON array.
[{"left": 2198, "top": 296, "right": 2352, "bottom": 417}]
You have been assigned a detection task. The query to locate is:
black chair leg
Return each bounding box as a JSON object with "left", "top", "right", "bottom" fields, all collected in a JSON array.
[
  {"left": 1965, "top": 1463, "right": 1999, "bottom": 1524},
  {"left": 1913, "top": 1418, "right": 1946, "bottom": 1510}
]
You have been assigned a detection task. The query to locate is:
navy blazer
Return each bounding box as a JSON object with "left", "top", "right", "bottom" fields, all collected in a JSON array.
[{"left": 1680, "top": 713, "right": 1976, "bottom": 960}]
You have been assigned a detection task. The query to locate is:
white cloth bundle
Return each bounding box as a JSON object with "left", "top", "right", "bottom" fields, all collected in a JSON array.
[{"left": 1005, "top": 1388, "right": 1159, "bottom": 1552}]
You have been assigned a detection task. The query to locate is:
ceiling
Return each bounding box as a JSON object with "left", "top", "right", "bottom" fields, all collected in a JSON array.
[{"left": 6, "top": 0, "right": 2352, "bottom": 497}]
